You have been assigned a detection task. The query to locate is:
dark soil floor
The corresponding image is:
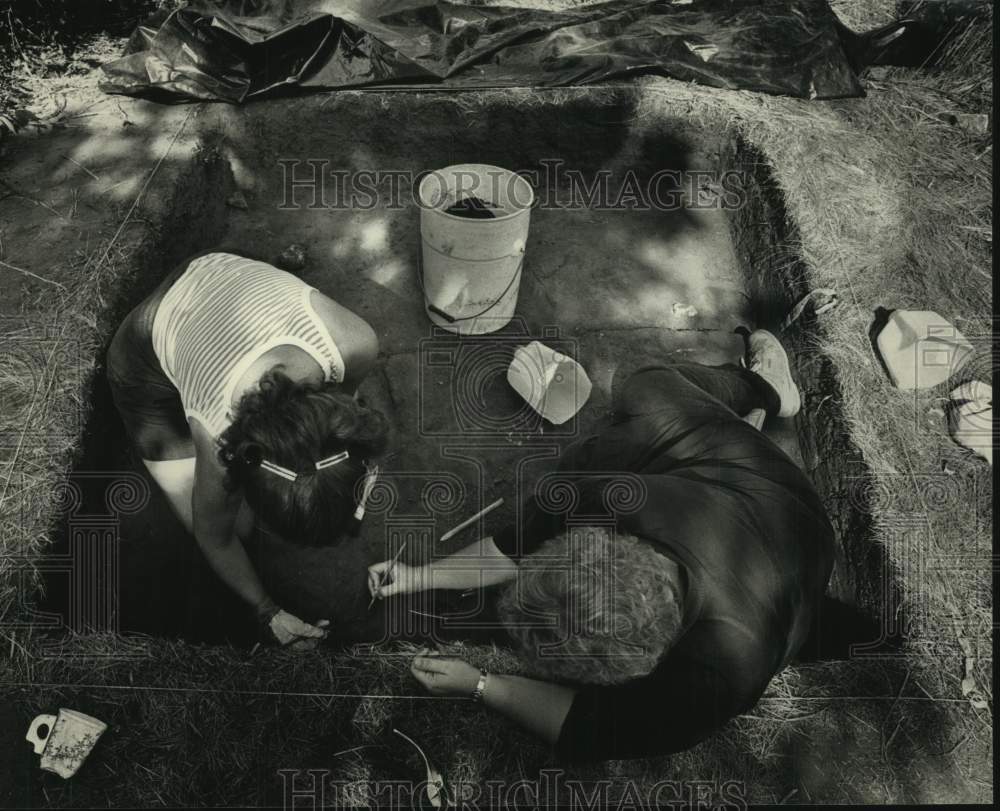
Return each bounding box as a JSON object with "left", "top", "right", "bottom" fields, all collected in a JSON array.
[{"left": 41, "top": 94, "right": 807, "bottom": 647}]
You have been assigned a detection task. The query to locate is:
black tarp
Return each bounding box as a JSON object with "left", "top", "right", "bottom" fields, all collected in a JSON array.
[{"left": 98, "top": 0, "right": 945, "bottom": 103}]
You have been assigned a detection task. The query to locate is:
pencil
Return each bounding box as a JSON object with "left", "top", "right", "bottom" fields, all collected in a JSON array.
[
  {"left": 368, "top": 539, "right": 408, "bottom": 610},
  {"left": 439, "top": 498, "right": 504, "bottom": 543}
]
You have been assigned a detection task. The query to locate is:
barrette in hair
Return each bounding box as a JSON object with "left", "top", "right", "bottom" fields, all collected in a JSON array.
[
  {"left": 315, "top": 450, "right": 350, "bottom": 470},
  {"left": 354, "top": 464, "right": 380, "bottom": 522},
  {"left": 259, "top": 459, "right": 298, "bottom": 482},
  {"left": 259, "top": 451, "right": 351, "bottom": 482}
]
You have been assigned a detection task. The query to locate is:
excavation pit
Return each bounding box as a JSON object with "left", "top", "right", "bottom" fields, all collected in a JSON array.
[{"left": 40, "top": 90, "right": 878, "bottom": 647}]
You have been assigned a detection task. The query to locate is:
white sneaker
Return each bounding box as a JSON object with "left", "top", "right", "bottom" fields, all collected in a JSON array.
[{"left": 746, "top": 330, "right": 801, "bottom": 418}]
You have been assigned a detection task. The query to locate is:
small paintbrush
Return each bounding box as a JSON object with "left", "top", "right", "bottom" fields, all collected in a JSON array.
[
  {"left": 368, "top": 539, "right": 408, "bottom": 610},
  {"left": 354, "top": 464, "right": 380, "bottom": 522}
]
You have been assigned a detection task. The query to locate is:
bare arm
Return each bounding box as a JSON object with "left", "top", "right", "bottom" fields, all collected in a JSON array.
[
  {"left": 310, "top": 291, "right": 378, "bottom": 395},
  {"left": 425, "top": 536, "right": 519, "bottom": 590},
  {"left": 369, "top": 536, "right": 518, "bottom": 599},
  {"left": 410, "top": 654, "right": 575, "bottom": 746},
  {"left": 190, "top": 418, "right": 272, "bottom": 613}
]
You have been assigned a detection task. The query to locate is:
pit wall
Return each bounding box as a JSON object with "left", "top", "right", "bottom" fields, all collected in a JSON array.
[
  {"left": 34, "top": 142, "right": 237, "bottom": 633},
  {"left": 73, "top": 109, "right": 891, "bottom": 609},
  {"left": 726, "top": 139, "right": 901, "bottom": 637},
  {"left": 69, "top": 105, "right": 891, "bottom": 625},
  {"left": 79, "top": 147, "right": 235, "bottom": 471}
]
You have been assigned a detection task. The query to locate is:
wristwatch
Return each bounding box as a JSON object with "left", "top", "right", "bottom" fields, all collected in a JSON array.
[{"left": 471, "top": 670, "right": 489, "bottom": 703}]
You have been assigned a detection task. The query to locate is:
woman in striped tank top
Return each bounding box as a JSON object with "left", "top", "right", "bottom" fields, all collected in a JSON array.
[{"left": 107, "top": 250, "right": 386, "bottom": 648}]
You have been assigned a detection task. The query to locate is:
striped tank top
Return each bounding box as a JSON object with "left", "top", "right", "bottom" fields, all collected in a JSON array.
[{"left": 151, "top": 253, "right": 345, "bottom": 438}]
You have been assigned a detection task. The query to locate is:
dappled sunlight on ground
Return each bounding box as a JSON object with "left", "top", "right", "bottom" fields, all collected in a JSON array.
[
  {"left": 365, "top": 256, "right": 410, "bottom": 293},
  {"left": 4, "top": 42, "right": 989, "bottom": 799},
  {"left": 83, "top": 92, "right": 788, "bottom": 642}
]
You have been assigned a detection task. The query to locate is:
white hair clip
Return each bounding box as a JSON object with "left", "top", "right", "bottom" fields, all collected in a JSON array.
[
  {"left": 259, "top": 459, "right": 298, "bottom": 482},
  {"left": 354, "top": 464, "right": 380, "bottom": 521},
  {"left": 315, "top": 450, "right": 350, "bottom": 470},
  {"left": 259, "top": 450, "right": 351, "bottom": 482}
]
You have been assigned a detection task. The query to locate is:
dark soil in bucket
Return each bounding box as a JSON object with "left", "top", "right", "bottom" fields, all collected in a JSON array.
[{"left": 444, "top": 195, "right": 498, "bottom": 219}]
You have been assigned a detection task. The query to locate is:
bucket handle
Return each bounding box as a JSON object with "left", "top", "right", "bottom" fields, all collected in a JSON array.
[{"left": 417, "top": 241, "right": 525, "bottom": 325}]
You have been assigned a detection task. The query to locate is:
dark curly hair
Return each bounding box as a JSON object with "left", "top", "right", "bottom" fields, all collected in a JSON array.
[{"left": 218, "top": 369, "right": 389, "bottom": 544}]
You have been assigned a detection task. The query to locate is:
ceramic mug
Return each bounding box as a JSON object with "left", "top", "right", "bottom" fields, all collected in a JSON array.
[{"left": 26, "top": 708, "right": 107, "bottom": 779}]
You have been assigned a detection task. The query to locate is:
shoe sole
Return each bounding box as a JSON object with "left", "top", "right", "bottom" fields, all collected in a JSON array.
[{"left": 751, "top": 331, "right": 801, "bottom": 418}]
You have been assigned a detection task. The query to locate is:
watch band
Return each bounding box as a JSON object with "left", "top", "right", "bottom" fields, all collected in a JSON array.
[{"left": 471, "top": 670, "right": 488, "bottom": 703}]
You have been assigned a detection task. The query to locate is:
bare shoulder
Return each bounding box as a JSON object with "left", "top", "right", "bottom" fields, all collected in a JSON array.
[
  {"left": 308, "top": 290, "right": 379, "bottom": 372},
  {"left": 309, "top": 290, "right": 371, "bottom": 334}
]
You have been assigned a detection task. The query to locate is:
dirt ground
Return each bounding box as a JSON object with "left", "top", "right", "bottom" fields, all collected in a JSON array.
[
  {"left": 52, "top": 93, "right": 802, "bottom": 647},
  {"left": 0, "top": 4, "right": 992, "bottom": 807}
]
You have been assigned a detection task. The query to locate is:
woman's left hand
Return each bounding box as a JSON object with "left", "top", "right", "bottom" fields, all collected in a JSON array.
[
  {"left": 268, "top": 610, "right": 331, "bottom": 651},
  {"left": 410, "top": 649, "right": 481, "bottom": 696}
]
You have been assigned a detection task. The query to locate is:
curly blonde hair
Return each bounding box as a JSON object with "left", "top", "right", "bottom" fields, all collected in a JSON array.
[{"left": 497, "top": 527, "right": 684, "bottom": 685}]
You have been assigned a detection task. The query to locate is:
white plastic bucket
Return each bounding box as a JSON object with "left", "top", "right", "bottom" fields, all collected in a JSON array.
[{"left": 418, "top": 164, "right": 534, "bottom": 335}]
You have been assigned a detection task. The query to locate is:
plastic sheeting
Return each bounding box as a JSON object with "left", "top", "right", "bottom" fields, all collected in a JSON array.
[{"left": 100, "top": 0, "right": 871, "bottom": 103}]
